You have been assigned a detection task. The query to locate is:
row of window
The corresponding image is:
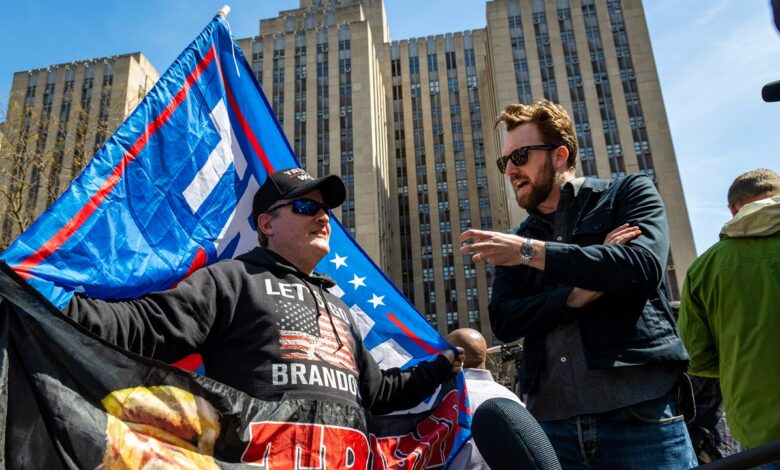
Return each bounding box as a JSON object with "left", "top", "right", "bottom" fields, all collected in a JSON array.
[
  {"left": 507, "top": 0, "right": 653, "bottom": 179},
  {"left": 391, "top": 34, "right": 494, "bottom": 330}
]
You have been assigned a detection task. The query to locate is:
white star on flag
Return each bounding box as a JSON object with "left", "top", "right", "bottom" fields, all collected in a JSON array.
[
  {"left": 330, "top": 253, "right": 348, "bottom": 269},
  {"left": 348, "top": 274, "right": 366, "bottom": 290},
  {"left": 367, "top": 293, "right": 385, "bottom": 309}
]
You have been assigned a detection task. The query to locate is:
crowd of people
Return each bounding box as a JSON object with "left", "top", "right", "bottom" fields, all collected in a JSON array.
[{"left": 39, "top": 97, "right": 778, "bottom": 469}]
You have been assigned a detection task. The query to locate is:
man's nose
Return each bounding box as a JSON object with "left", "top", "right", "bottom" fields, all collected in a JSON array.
[
  {"left": 315, "top": 208, "right": 330, "bottom": 222},
  {"left": 505, "top": 159, "right": 522, "bottom": 175}
]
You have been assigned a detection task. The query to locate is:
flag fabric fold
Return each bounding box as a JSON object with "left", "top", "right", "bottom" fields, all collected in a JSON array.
[{"left": 0, "top": 13, "right": 471, "bottom": 468}]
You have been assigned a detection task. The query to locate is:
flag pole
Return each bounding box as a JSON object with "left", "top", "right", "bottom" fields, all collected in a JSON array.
[{"left": 216, "top": 4, "right": 240, "bottom": 76}]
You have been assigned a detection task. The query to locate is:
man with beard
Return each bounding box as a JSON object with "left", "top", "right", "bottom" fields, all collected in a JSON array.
[{"left": 459, "top": 100, "right": 695, "bottom": 469}]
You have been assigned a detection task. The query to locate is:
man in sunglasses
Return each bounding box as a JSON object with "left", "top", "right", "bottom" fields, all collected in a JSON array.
[
  {"left": 459, "top": 100, "right": 695, "bottom": 468},
  {"left": 65, "top": 167, "right": 463, "bottom": 442}
]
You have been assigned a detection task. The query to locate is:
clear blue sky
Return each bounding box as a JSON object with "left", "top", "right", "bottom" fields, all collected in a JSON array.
[{"left": 1, "top": 0, "right": 779, "bottom": 254}]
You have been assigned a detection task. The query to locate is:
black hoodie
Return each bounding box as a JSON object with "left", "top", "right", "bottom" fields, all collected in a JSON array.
[{"left": 66, "top": 247, "right": 451, "bottom": 414}]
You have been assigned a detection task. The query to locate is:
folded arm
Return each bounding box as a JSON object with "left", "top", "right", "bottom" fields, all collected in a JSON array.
[
  {"left": 488, "top": 264, "right": 577, "bottom": 341},
  {"left": 544, "top": 176, "right": 669, "bottom": 293}
]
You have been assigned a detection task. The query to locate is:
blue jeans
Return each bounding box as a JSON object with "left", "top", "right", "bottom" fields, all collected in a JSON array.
[{"left": 539, "top": 390, "right": 698, "bottom": 469}]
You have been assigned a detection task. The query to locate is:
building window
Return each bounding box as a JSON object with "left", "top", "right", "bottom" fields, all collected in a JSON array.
[
  {"left": 272, "top": 35, "right": 286, "bottom": 125},
  {"left": 445, "top": 51, "right": 457, "bottom": 70},
  {"left": 251, "top": 39, "right": 264, "bottom": 85},
  {"left": 464, "top": 48, "right": 475, "bottom": 68}
]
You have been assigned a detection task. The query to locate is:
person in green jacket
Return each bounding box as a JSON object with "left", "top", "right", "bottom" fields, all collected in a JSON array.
[{"left": 679, "top": 168, "right": 780, "bottom": 450}]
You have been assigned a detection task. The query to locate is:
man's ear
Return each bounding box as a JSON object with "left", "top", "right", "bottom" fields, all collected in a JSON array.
[
  {"left": 553, "top": 145, "right": 570, "bottom": 170},
  {"left": 257, "top": 213, "right": 274, "bottom": 238}
]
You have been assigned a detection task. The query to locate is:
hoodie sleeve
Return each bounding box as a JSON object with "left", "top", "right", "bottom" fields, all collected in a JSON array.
[
  {"left": 64, "top": 266, "right": 224, "bottom": 362},
  {"left": 356, "top": 342, "right": 453, "bottom": 415}
]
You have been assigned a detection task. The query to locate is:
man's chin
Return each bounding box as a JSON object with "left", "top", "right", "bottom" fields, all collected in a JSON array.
[
  {"left": 312, "top": 239, "right": 330, "bottom": 255},
  {"left": 516, "top": 194, "right": 534, "bottom": 210}
]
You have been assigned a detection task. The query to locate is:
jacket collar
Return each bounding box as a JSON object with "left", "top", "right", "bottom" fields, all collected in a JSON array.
[
  {"left": 721, "top": 195, "right": 780, "bottom": 238},
  {"left": 578, "top": 176, "right": 610, "bottom": 194}
]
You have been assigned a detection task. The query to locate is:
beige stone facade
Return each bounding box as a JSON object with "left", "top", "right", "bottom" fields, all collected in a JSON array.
[
  {"left": 0, "top": 53, "right": 158, "bottom": 248},
  {"left": 237, "top": 0, "right": 395, "bottom": 267}
]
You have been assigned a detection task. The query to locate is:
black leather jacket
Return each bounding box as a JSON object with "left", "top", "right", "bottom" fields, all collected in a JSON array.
[{"left": 489, "top": 174, "right": 688, "bottom": 394}]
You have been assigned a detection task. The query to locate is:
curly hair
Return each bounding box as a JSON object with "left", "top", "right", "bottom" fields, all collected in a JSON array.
[{"left": 495, "top": 99, "right": 578, "bottom": 169}]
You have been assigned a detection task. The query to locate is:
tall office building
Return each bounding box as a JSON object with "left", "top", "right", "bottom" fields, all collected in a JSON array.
[
  {"left": 0, "top": 53, "right": 158, "bottom": 248},
  {"left": 237, "top": 0, "right": 695, "bottom": 340}
]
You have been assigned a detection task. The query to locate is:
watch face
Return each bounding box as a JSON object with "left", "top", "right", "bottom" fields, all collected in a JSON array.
[{"left": 520, "top": 240, "right": 535, "bottom": 259}]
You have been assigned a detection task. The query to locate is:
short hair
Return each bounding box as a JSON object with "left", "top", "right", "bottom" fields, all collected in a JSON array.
[
  {"left": 256, "top": 206, "right": 282, "bottom": 247},
  {"left": 727, "top": 169, "right": 780, "bottom": 208},
  {"left": 496, "top": 99, "right": 578, "bottom": 169}
]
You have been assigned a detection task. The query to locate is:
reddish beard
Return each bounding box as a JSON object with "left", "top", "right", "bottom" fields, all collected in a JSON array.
[{"left": 516, "top": 154, "right": 555, "bottom": 210}]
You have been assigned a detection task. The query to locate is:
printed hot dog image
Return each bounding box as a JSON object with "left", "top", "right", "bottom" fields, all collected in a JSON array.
[{"left": 99, "top": 386, "right": 220, "bottom": 469}]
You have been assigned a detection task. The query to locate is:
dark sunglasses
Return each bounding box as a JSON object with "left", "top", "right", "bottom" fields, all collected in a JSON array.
[
  {"left": 496, "top": 144, "right": 558, "bottom": 173},
  {"left": 269, "top": 198, "right": 331, "bottom": 217}
]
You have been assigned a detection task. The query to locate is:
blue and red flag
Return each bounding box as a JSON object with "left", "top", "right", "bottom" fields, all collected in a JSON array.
[{"left": 1, "top": 12, "right": 471, "bottom": 468}]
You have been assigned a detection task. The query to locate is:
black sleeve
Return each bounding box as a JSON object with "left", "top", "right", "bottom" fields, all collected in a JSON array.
[
  {"left": 63, "top": 266, "right": 223, "bottom": 362},
  {"left": 357, "top": 343, "right": 452, "bottom": 415},
  {"left": 544, "top": 174, "right": 670, "bottom": 294},
  {"left": 488, "top": 265, "right": 578, "bottom": 342}
]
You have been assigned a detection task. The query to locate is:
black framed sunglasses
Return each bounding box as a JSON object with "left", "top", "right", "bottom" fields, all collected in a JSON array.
[
  {"left": 269, "top": 198, "right": 331, "bottom": 216},
  {"left": 496, "top": 144, "right": 558, "bottom": 173}
]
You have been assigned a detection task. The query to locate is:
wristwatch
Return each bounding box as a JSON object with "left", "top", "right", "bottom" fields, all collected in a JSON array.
[{"left": 518, "top": 237, "right": 535, "bottom": 265}]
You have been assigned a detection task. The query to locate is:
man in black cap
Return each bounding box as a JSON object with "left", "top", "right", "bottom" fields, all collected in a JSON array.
[
  {"left": 66, "top": 167, "right": 462, "bottom": 430},
  {"left": 252, "top": 167, "right": 346, "bottom": 275}
]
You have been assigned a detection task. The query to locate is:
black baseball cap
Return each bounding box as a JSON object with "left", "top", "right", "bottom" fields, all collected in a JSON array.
[{"left": 252, "top": 168, "right": 346, "bottom": 222}]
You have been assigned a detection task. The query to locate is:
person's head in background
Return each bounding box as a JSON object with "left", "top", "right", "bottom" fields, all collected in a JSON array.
[
  {"left": 727, "top": 169, "right": 780, "bottom": 216},
  {"left": 446, "top": 328, "right": 488, "bottom": 369}
]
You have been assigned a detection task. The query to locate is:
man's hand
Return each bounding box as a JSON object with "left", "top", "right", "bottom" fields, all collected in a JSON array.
[
  {"left": 604, "top": 223, "right": 642, "bottom": 245},
  {"left": 443, "top": 347, "right": 465, "bottom": 374},
  {"left": 566, "top": 287, "right": 604, "bottom": 308},
  {"left": 567, "top": 224, "right": 642, "bottom": 308},
  {"left": 459, "top": 229, "right": 540, "bottom": 267}
]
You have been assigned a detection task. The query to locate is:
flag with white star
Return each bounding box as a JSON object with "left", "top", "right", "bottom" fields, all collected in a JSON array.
[{"left": 321, "top": 246, "right": 448, "bottom": 369}]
